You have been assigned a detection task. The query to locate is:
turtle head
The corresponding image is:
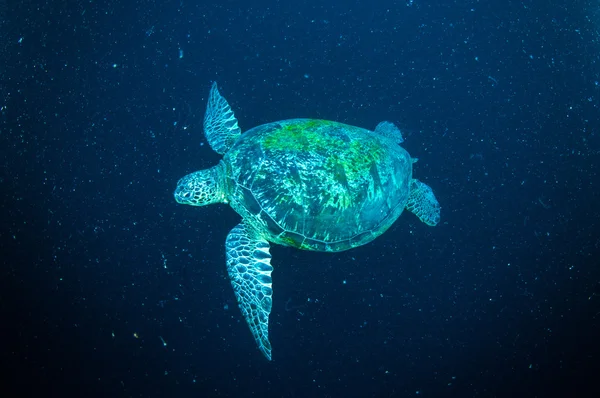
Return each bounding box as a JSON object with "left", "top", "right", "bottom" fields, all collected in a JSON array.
[{"left": 174, "top": 163, "right": 227, "bottom": 206}]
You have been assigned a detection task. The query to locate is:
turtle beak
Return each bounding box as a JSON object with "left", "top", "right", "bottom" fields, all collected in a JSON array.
[{"left": 173, "top": 184, "right": 192, "bottom": 204}]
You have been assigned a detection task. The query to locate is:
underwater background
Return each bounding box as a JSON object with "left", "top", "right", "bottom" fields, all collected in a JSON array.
[{"left": 1, "top": 0, "right": 599, "bottom": 397}]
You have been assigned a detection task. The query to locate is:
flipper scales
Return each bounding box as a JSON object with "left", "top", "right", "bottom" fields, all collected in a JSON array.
[
  {"left": 203, "top": 82, "right": 242, "bottom": 154},
  {"left": 225, "top": 223, "right": 274, "bottom": 360},
  {"left": 406, "top": 179, "right": 441, "bottom": 226}
]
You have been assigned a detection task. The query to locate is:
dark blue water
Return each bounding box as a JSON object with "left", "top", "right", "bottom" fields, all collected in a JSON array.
[{"left": 2, "top": 0, "right": 599, "bottom": 397}]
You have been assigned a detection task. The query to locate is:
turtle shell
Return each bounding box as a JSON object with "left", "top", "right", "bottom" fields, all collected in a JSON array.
[{"left": 223, "top": 119, "right": 412, "bottom": 252}]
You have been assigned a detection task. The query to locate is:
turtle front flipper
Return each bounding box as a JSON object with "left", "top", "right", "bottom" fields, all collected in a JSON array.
[
  {"left": 204, "top": 82, "right": 242, "bottom": 154},
  {"left": 225, "top": 223, "right": 274, "bottom": 360},
  {"left": 406, "top": 179, "right": 441, "bottom": 226}
]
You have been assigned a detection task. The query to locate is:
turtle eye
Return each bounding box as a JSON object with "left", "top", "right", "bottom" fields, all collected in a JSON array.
[{"left": 182, "top": 192, "right": 191, "bottom": 198}]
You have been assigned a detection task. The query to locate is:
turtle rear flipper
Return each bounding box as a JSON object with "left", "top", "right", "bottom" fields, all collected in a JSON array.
[
  {"left": 406, "top": 179, "right": 440, "bottom": 226},
  {"left": 226, "top": 223, "right": 274, "bottom": 360},
  {"left": 374, "top": 121, "right": 404, "bottom": 144},
  {"left": 204, "top": 82, "right": 242, "bottom": 154}
]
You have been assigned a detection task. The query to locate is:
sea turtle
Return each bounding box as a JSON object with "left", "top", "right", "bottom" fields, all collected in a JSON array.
[{"left": 174, "top": 83, "right": 441, "bottom": 360}]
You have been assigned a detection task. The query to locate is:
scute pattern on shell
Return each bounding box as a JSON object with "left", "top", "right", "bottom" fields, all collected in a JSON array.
[{"left": 223, "top": 119, "right": 412, "bottom": 252}]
